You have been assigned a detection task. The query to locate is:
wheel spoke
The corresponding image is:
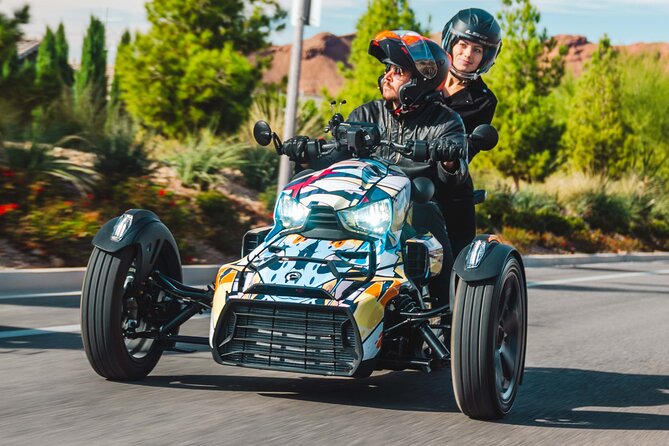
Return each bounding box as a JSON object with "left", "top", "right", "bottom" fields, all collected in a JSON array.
[
  {"left": 501, "top": 309, "right": 520, "bottom": 335},
  {"left": 499, "top": 344, "right": 514, "bottom": 379}
]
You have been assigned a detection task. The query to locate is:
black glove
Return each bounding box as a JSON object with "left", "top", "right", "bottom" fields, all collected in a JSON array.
[
  {"left": 281, "top": 136, "right": 310, "bottom": 162},
  {"left": 429, "top": 137, "right": 465, "bottom": 162}
]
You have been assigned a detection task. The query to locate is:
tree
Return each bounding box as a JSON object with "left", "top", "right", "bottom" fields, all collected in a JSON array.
[
  {"left": 0, "top": 3, "right": 34, "bottom": 137},
  {"left": 74, "top": 16, "right": 107, "bottom": 135},
  {"left": 481, "top": 0, "right": 565, "bottom": 190},
  {"left": 35, "top": 27, "right": 59, "bottom": 100},
  {"left": 107, "top": 30, "right": 131, "bottom": 127},
  {"left": 117, "top": 0, "right": 285, "bottom": 138},
  {"left": 334, "top": 0, "right": 425, "bottom": 117},
  {"left": 0, "top": 3, "right": 29, "bottom": 66},
  {"left": 54, "top": 23, "right": 73, "bottom": 86},
  {"left": 618, "top": 51, "right": 669, "bottom": 182},
  {"left": 562, "top": 37, "right": 630, "bottom": 177}
]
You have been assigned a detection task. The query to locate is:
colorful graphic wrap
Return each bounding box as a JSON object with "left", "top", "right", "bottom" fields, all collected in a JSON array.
[{"left": 210, "top": 157, "right": 419, "bottom": 365}]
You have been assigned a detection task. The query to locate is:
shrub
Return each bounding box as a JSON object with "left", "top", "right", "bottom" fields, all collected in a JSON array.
[
  {"left": 259, "top": 184, "right": 278, "bottom": 214},
  {"left": 239, "top": 146, "right": 278, "bottom": 191},
  {"left": 168, "top": 130, "right": 243, "bottom": 190},
  {"left": 476, "top": 189, "right": 513, "bottom": 232},
  {"left": 571, "top": 191, "right": 631, "bottom": 234},
  {"left": 195, "top": 190, "right": 246, "bottom": 254},
  {"left": 12, "top": 200, "right": 102, "bottom": 265}
]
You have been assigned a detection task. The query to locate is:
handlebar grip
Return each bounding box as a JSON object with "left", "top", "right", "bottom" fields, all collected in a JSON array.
[{"left": 411, "top": 140, "right": 429, "bottom": 162}]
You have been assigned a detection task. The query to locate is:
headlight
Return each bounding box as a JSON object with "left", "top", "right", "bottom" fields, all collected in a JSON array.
[
  {"left": 338, "top": 199, "right": 392, "bottom": 238},
  {"left": 276, "top": 193, "right": 309, "bottom": 229}
]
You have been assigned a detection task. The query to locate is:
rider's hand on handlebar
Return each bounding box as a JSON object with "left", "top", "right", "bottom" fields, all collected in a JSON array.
[
  {"left": 282, "top": 136, "right": 310, "bottom": 162},
  {"left": 429, "top": 137, "right": 465, "bottom": 162}
]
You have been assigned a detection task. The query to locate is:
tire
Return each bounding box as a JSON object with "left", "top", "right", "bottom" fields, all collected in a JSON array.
[
  {"left": 450, "top": 256, "right": 527, "bottom": 419},
  {"left": 81, "top": 246, "right": 175, "bottom": 381}
]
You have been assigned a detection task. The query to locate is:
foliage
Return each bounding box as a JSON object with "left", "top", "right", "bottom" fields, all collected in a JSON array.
[
  {"left": 54, "top": 23, "right": 73, "bottom": 86},
  {"left": 195, "top": 190, "right": 246, "bottom": 253},
  {"left": 34, "top": 27, "right": 60, "bottom": 102},
  {"left": 0, "top": 4, "right": 35, "bottom": 138},
  {"left": 118, "top": 0, "right": 285, "bottom": 138},
  {"left": 14, "top": 200, "right": 101, "bottom": 263},
  {"left": 562, "top": 37, "right": 630, "bottom": 177},
  {"left": 0, "top": 3, "right": 29, "bottom": 63},
  {"left": 92, "top": 120, "right": 150, "bottom": 185},
  {"left": 239, "top": 146, "right": 278, "bottom": 191},
  {"left": 618, "top": 51, "right": 669, "bottom": 182},
  {"left": 74, "top": 16, "right": 107, "bottom": 137},
  {"left": 481, "top": 0, "right": 565, "bottom": 190},
  {"left": 107, "top": 30, "right": 131, "bottom": 128},
  {"left": 1, "top": 142, "right": 97, "bottom": 194},
  {"left": 334, "top": 0, "right": 425, "bottom": 116},
  {"left": 259, "top": 183, "right": 277, "bottom": 213},
  {"left": 168, "top": 129, "right": 244, "bottom": 190}
]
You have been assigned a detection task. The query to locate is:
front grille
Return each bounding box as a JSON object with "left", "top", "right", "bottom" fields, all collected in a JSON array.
[{"left": 215, "top": 300, "right": 360, "bottom": 376}]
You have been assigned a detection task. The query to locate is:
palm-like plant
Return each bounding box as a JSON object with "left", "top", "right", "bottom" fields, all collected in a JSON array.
[
  {"left": 2, "top": 141, "right": 98, "bottom": 194},
  {"left": 169, "top": 129, "right": 244, "bottom": 190}
]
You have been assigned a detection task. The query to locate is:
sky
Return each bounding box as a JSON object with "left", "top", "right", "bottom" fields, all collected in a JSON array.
[{"left": 1, "top": 0, "right": 668, "bottom": 63}]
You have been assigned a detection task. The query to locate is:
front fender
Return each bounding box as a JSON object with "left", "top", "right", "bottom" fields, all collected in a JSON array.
[
  {"left": 451, "top": 234, "right": 525, "bottom": 284},
  {"left": 91, "top": 209, "right": 182, "bottom": 282}
]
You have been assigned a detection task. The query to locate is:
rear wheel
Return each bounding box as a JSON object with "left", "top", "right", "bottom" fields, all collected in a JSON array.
[
  {"left": 450, "top": 256, "right": 527, "bottom": 419},
  {"left": 81, "top": 246, "right": 180, "bottom": 380}
]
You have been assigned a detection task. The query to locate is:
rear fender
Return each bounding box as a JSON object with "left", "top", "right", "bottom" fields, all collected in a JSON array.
[{"left": 92, "top": 209, "right": 182, "bottom": 282}]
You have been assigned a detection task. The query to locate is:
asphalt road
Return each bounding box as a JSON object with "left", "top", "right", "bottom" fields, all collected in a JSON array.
[{"left": 1, "top": 261, "right": 668, "bottom": 445}]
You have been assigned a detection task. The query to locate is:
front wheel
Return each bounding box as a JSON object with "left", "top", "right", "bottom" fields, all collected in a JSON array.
[
  {"left": 450, "top": 256, "right": 527, "bottom": 419},
  {"left": 81, "top": 246, "right": 180, "bottom": 381}
]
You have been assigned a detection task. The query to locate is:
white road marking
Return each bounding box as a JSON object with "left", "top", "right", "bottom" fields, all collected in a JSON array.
[
  {"left": 527, "top": 268, "right": 669, "bottom": 288},
  {"left": 0, "top": 291, "right": 81, "bottom": 300},
  {"left": 0, "top": 324, "right": 81, "bottom": 339},
  {"left": 0, "top": 314, "right": 210, "bottom": 339},
  {"left": 1, "top": 269, "right": 667, "bottom": 340}
]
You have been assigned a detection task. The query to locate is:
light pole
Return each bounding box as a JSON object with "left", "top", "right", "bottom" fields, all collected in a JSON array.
[{"left": 277, "top": 0, "right": 311, "bottom": 193}]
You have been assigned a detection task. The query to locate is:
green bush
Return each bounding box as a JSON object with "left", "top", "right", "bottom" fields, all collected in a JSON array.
[
  {"left": 571, "top": 191, "right": 631, "bottom": 234},
  {"left": 195, "top": 190, "right": 245, "bottom": 254},
  {"left": 259, "top": 183, "right": 278, "bottom": 214},
  {"left": 12, "top": 200, "right": 102, "bottom": 264},
  {"left": 239, "top": 146, "right": 277, "bottom": 191},
  {"left": 168, "top": 130, "right": 243, "bottom": 190},
  {"left": 476, "top": 189, "right": 513, "bottom": 231}
]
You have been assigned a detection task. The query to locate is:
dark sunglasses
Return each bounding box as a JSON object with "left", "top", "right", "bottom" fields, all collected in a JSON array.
[{"left": 385, "top": 64, "right": 406, "bottom": 77}]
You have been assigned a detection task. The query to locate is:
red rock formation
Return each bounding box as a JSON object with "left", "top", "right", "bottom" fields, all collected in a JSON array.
[{"left": 262, "top": 33, "right": 669, "bottom": 96}]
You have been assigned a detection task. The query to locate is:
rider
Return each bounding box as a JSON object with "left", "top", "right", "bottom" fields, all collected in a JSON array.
[
  {"left": 284, "top": 30, "right": 468, "bottom": 309},
  {"left": 437, "top": 8, "right": 502, "bottom": 258}
]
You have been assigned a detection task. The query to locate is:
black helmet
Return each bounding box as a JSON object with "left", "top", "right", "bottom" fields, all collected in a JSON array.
[
  {"left": 369, "top": 30, "right": 449, "bottom": 109},
  {"left": 441, "top": 8, "right": 502, "bottom": 81}
]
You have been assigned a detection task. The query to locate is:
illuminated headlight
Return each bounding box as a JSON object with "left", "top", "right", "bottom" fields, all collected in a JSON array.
[
  {"left": 338, "top": 199, "right": 392, "bottom": 238},
  {"left": 276, "top": 193, "right": 309, "bottom": 230}
]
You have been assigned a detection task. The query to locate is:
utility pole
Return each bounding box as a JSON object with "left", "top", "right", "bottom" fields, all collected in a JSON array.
[{"left": 277, "top": 0, "right": 310, "bottom": 193}]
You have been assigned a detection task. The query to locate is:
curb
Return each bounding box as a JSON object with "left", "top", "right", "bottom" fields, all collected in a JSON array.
[{"left": 1, "top": 253, "right": 668, "bottom": 297}]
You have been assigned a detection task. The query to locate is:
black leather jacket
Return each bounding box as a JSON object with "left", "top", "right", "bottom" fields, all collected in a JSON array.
[{"left": 311, "top": 99, "right": 467, "bottom": 185}]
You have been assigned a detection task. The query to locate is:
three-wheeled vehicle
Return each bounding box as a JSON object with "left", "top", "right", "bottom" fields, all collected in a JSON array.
[{"left": 81, "top": 115, "right": 527, "bottom": 419}]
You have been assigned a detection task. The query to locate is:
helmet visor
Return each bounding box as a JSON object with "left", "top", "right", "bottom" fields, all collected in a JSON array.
[{"left": 372, "top": 30, "right": 438, "bottom": 79}]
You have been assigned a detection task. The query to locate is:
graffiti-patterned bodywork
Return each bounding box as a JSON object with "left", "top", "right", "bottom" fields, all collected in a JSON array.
[{"left": 209, "top": 158, "right": 442, "bottom": 376}]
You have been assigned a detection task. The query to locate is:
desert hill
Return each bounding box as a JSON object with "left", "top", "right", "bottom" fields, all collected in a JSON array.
[{"left": 263, "top": 32, "right": 669, "bottom": 96}]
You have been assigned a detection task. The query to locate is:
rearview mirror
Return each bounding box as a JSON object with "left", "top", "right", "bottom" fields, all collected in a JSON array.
[
  {"left": 253, "top": 121, "right": 273, "bottom": 146},
  {"left": 470, "top": 124, "right": 498, "bottom": 152}
]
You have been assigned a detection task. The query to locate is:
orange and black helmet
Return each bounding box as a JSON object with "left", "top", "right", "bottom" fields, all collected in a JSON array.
[{"left": 369, "top": 30, "right": 449, "bottom": 109}]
